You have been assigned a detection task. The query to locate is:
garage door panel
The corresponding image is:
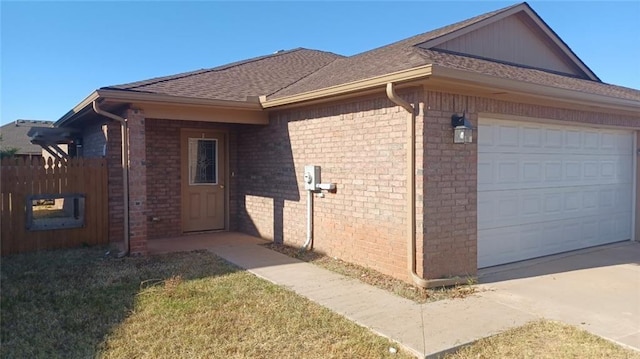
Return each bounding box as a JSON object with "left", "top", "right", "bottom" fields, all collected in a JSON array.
[
  {"left": 478, "top": 213, "right": 631, "bottom": 267},
  {"left": 478, "top": 118, "right": 634, "bottom": 268},
  {"left": 581, "top": 221, "right": 599, "bottom": 243},
  {"left": 614, "top": 216, "right": 633, "bottom": 240},
  {"left": 479, "top": 122, "right": 633, "bottom": 155},
  {"left": 478, "top": 227, "right": 520, "bottom": 266},
  {"left": 478, "top": 153, "right": 631, "bottom": 191},
  {"left": 479, "top": 184, "right": 631, "bottom": 229},
  {"left": 478, "top": 161, "right": 493, "bottom": 185}
]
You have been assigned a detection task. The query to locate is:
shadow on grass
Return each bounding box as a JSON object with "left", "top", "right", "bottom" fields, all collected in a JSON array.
[{"left": 0, "top": 246, "right": 238, "bottom": 359}]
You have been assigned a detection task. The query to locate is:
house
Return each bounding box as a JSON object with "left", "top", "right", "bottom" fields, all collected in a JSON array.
[
  {"left": 51, "top": 2, "right": 640, "bottom": 285},
  {"left": 0, "top": 120, "right": 54, "bottom": 159},
  {"left": 0, "top": 120, "right": 77, "bottom": 162}
]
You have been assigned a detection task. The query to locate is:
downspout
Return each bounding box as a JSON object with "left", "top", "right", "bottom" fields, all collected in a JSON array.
[
  {"left": 92, "top": 101, "right": 130, "bottom": 257},
  {"left": 386, "top": 83, "right": 429, "bottom": 288},
  {"left": 386, "top": 83, "right": 471, "bottom": 289}
]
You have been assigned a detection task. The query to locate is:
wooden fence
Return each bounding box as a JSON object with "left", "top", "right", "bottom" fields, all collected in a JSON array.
[{"left": 1, "top": 157, "right": 108, "bottom": 255}]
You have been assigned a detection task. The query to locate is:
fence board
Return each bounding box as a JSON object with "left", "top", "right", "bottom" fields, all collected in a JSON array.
[{"left": 1, "top": 157, "right": 109, "bottom": 255}]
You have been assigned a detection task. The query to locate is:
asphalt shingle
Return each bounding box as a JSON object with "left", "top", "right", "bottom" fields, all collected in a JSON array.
[
  {"left": 416, "top": 49, "right": 640, "bottom": 101},
  {"left": 102, "top": 3, "right": 640, "bottom": 105},
  {"left": 106, "top": 48, "right": 343, "bottom": 101},
  {"left": 268, "top": 4, "right": 514, "bottom": 99},
  {"left": 0, "top": 120, "right": 53, "bottom": 155}
]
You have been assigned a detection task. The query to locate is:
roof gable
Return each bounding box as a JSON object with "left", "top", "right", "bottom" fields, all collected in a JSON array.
[
  {"left": 416, "top": 3, "right": 598, "bottom": 81},
  {"left": 269, "top": 3, "right": 519, "bottom": 99}
]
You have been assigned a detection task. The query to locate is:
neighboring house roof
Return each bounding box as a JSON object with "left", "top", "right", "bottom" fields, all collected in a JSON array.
[
  {"left": 0, "top": 120, "right": 54, "bottom": 155},
  {"left": 105, "top": 48, "right": 344, "bottom": 102}
]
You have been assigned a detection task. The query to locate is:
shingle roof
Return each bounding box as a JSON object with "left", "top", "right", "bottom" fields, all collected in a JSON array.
[
  {"left": 415, "top": 49, "right": 640, "bottom": 101},
  {"left": 266, "top": 2, "right": 639, "bottom": 102},
  {"left": 0, "top": 120, "right": 53, "bottom": 155},
  {"left": 105, "top": 48, "right": 343, "bottom": 101},
  {"left": 99, "top": 2, "right": 640, "bottom": 107},
  {"left": 269, "top": 3, "right": 517, "bottom": 99}
]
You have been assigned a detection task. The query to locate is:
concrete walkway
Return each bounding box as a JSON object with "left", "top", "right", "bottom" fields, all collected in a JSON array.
[{"left": 149, "top": 233, "right": 639, "bottom": 358}]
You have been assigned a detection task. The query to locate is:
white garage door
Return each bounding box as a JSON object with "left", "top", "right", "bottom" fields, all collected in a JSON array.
[{"left": 478, "top": 118, "right": 634, "bottom": 268}]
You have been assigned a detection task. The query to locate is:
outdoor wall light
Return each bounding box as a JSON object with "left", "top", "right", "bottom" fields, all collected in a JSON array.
[{"left": 451, "top": 113, "right": 473, "bottom": 144}]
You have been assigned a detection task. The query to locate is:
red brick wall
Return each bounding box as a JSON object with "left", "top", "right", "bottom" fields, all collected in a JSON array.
[
  {"left": 420, "top": 93, "right": 477, "bottom": 279},
  {"left": 97, "top": 91, "right": 639, "bottom": 281},
  {"left": 105, "top": 121, "right": 124, "bottom": 245},
  {"left": 144, "top": 118, "right": 239, "bottom": 239},
  {"left": 126, "top": 109, "right": 148, "bottom": 255},
  {"left": 237, "top": 89, "right": 424, "bottom": 280},
  {"left": 237, "top": 88, "right": 639, "bottom": 282}
]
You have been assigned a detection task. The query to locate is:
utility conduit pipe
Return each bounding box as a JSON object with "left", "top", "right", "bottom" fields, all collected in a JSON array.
[
  {"left": 92, "top": 101, "right": 130, "bottom": 257},
  {"left": 302, "top": 189, "right": 313, "bottom": 250}
]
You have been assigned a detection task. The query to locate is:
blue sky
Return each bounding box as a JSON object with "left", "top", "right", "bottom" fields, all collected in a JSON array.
[{"left": 1, "top": 1, "right": 639, "bottom": 126}]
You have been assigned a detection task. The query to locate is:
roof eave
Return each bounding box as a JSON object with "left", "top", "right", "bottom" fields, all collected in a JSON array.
[
  {"left": 55, "top": 91, "right": 100, "bottom": 127},
  {"left": 96, "top": 89, "right": 264, "bottom": 110},
  {"left": 55, "top": 89, "right": 265, "bottom": 127},
  {"left": 430, "top": 65, "right": 640, "bottom": 115},
  {"left": 261, "top": 65, "right": 434, "bottom": 108}
]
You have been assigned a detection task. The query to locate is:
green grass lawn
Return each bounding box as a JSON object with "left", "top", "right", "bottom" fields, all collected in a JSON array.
[{"left": 0, "top": 247, "right": 411, "bottom": 359}]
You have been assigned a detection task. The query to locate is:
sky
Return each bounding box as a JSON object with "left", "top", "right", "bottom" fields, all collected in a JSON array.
[{"left": 1, "top": 1, "right": 639, "bottom": 126}]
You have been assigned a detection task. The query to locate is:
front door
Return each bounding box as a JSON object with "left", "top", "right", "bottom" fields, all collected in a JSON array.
[{"left": 181, "top": 130, "right": 226, "bottom": 232}]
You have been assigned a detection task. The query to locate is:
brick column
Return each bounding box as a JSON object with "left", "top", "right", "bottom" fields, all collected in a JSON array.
[
  {"left": 106, "top": 122, "right": 124, "bottom": 245},
  {"left": 125, "top": 108, "right": 148, "bottom": 256},
  {"left": 422, "top": 91, "right": 477, "bottom": 279}
]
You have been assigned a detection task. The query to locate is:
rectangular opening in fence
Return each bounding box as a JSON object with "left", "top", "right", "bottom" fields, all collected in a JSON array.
[{"left": 26, "top": 193, "right": 85, "bottom": 231}]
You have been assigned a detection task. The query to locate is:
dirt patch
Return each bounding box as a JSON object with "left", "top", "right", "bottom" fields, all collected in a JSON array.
[{"left": 263, "top": 243, "right": 477, "bottom": 303}]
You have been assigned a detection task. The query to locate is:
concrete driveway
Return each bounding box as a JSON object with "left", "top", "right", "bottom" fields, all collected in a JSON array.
[{"left": 478, "top": 241, "right": 640, "bottom": 351}]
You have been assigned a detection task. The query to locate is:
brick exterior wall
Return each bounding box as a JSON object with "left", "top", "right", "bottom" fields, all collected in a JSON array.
[
  {"left": 126, "top": 109, "right": 148, "bottom": 255},
  {"left": 237, "top": 89, "right": 424, "bottom": 280},
  {"left": 236, "top": 88, "right": 640, "bottom": 282},
  {"left": 144, "top": 119, "right": 239, "bottom": 239},
  {"left": 93, "top": 89, "right": 639, "bottom": 283},
  {"left": 105, "top": 121, "right": 124, "bottom": 245}
]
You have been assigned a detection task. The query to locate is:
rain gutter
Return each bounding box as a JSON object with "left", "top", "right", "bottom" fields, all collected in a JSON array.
[{"left": 92, "top": 101, "right": 130, "bottom": 257}]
